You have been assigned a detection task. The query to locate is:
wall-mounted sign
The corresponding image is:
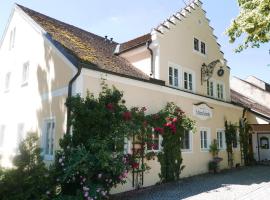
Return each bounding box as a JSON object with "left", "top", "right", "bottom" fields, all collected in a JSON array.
[{"left": 193, "top": 103, "right": 213, "bottom": 120}]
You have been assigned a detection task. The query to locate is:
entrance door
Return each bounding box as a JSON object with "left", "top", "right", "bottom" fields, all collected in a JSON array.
[{"left": 258, "top": 133, "right": 270, "bottom": 161}]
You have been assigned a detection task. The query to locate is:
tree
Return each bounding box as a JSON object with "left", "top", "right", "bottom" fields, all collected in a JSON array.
[{"left": 226, "top": 0, "right": 270, "bottom": 52}]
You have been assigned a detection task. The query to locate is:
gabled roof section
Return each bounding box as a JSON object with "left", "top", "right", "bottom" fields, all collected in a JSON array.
[
  {"left": 119, "top": 33, "right": 151, "bottom": 54},
  {"left": 16, "top": 4, "right": 149, "bottom": 80},
  {"left": 231, "top": 89, "right": 270, "bottom": 119},
  {"left": 119, "top": 0, "right": 225, "bottom": 58}
]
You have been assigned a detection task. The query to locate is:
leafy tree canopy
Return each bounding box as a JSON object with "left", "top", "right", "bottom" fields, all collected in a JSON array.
[{"left": 226, "top": 0, "right": 270, "bottom": 52}]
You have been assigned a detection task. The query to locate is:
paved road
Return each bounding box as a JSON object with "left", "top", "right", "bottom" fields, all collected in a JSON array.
[{"left": 116, "top": 166, "right": 270, "bottom": 200}]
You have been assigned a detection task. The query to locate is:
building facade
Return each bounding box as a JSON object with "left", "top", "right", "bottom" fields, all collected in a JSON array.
[{"left": 0, "top": 0, "right": 267, "bottom": 193}]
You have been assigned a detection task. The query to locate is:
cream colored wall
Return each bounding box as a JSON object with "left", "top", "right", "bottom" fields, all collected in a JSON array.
[
  {"left": 120, "top": 46, "right": 151, "bottom": 77},
  {"left": 231, "top": 77, "right": 270, "bottom": 109},
  {"left": 81, "top": 69, "right": 243, "bottom": 193},
  {"left": 155, "top": 5, "right": 230, "bottom": 102},
  {"left": 0, "top": 6, "right": 74, "bottom": 166}
]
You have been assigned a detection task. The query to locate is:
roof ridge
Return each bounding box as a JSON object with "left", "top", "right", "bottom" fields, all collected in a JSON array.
[
  {"left": 16, "top": 3, "right": 149, "bottom": 80},
  {"left": 16, "top": 4, "right": 117, "bottom": 44}
]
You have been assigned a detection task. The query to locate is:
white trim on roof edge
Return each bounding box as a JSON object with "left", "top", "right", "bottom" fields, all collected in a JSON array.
[{"left": 81, "top": 68, "right": 243, "bottom": 110}]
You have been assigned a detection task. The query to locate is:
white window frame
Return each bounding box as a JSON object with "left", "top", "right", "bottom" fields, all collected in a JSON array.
[
  {"left": 194, "top": 37, "right": 199, "bottom": 51},
  {"left": 22, "top": 61, "right": 29, "bottom": 86},
  {"left": 207, "top": 79, "right": 214, "bottom": 97},
  {"left": 217, "top": 129, "right": 226, "bottom": 150},
  {"left": 200, "top": 41, "right": 206, "bottom": 55},
  {"left": 124, "top": 137, "right": 132, "bottom": 154},
  {"left": 168, "top": 63, "right": 181, "bottom": 88},
  {"left": 200, "top": 127, "right": 211, "bottom": 151},
  {"left": 4, "top": 72, "right": 11, "bottom": 92},
  {"left": 182, "top": 68, "right": 195, "bottom": 92},
  {"left": 181, "top": 130, "right": 193, "bottom": 153},
  {"left": 146, "top": 132, "right": 163, "bottom": 153},
  {"left": 42, "top": 118, "right": 56, "bottom": 161},
  {"left": 0, "top": 125, "right": 6, "bottom": 148},
  {"left": 216, "top": 81, "right": 225, "bottom": 100}
]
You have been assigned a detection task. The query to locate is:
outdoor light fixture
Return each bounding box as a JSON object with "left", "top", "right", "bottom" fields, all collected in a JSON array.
[{"left": 201, "top": 59, "right": 226, "bottom": 85}]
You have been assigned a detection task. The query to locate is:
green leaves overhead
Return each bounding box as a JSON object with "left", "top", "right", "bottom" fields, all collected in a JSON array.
[{"left": 226, "top": 0, "right": 270, "bottom": 52}]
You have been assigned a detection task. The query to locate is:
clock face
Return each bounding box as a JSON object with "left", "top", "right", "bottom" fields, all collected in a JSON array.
[{"left": 217, "top": 68, "right": 224, "bottom": 77}]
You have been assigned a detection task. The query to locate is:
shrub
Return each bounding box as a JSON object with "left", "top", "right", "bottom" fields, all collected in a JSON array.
[
  {"left": 0, "top": 133, "right": 52, "bottom": 200},
  {"left": 53, "top": 83, "right": 135, "bottom": 199}
]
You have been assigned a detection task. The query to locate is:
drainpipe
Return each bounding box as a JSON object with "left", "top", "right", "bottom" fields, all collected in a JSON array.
[
  {"left": 147, "top": 41, "right": 154, "bottom": 78},
  {"left": 66, "top": 64, "right": 82, "bottom": 135}
]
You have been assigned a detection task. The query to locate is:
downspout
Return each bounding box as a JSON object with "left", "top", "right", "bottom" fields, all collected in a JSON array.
[
  {"left": 66, "top": 64, "right": 82, "bottom": 135},
  {"left": 147, "top": 41, "right": 154, "bottom": 78}
]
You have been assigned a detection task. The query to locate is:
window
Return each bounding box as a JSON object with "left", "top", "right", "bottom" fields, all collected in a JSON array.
[
  {"left": 147, "top": 133, "right": 161, "bottom": 152},
  {"left": 124, "top": 138, "right": 131, "bottom": 154},
  {"left": 0, "top": 125, "right": 5, "bottom": 148},
  {"left": 184, "top": 71, "right": 193, "bottom": 91},
  {"left": 233, "top": 132, "right": 239, "bottom": 148},
  {"left": 217, "top": 130, "right": 225, "bottom": 149},
  {"left": 17, "top": 123, "right": 24, "bottom": 147},
  {"left": 4, "top": 72, "right": 11, "bottom": 92},
  {"left": 22, "top": 62, "right": 29, "bottom": 85},
  {"left": 201, "top": 42, "right": 206, "bottom": 54},
  {"left": 217, "top": 83, "right": 224, "bottom": 99},
  {"left": 43, "top": 119, "right": 55, "bottom": 160},
  {"left": 181, "top": 130, "right": 192, "bottom": 151},
  {"left": 207, "top": 80, "right": 214, "bottom": 97},
  {"left": 194, "top": 38, "right": 199, "bottom": 51},
  {"left": 169, "top": 66, "right": 179, "bottom": 87},
  {"left": 9, "top": 27, "right": 16, "bottom": 50},
  {"left": 200, "top": 128, "right": 210, "bottom": 150}
]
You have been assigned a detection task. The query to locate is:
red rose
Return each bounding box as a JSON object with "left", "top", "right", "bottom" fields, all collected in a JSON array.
[
  {"left": 172, "top": 118, "right": 177, "bottom": 123},
  {"left": 106, "top": 103, "right": 114, "bottom": 111},
  {"left": 131, "top": 162, "right": 139, "bottom": 169},
  {"left": 123, "top": 112, "right": 132, "bottom": 121},
  {"left": 154, "top": 127, "right": 164, "bottom": 133}
]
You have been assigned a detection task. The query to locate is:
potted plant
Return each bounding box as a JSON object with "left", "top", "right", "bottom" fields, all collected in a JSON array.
[{"left": 208, "top": 139, "right": 223, "bottom": 173}]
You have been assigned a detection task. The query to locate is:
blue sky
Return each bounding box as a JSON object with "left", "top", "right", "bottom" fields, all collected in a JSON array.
[{"left": 0, "top": 0, "right": 269, "bottom": 82}]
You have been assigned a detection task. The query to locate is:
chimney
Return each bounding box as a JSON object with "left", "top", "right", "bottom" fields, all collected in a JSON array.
[
  {"left": 110, "top": 38, "right": 113, "bottom": 43},
  {"left": 104, "top": 35, "right": 108, "bottom": 41}
]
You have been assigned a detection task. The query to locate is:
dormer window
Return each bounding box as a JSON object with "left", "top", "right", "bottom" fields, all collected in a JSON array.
[
  {"left": 169, "top": 66, "right": 179, "bottom": 87},
  {"left": 194, "top": 38, "right": 199, "bottom": 51}
]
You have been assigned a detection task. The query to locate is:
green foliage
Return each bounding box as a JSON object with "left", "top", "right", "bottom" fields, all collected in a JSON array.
[
  {"left": 226, "top": 0, "right": 270, "bottom": 52},
  {"left": 147, "top": 102, "right": 196, "bottom": 183},
  {"left": 54, "top": 82, "right": 135, "bottom": 199},
  {"left": 208, "top": 160, "right": 218, "bottom": 172},
  {"left": 225, "top": 121, "right": 238, "bottom": 168},
  {"left": 239, "top": 118, "right": 253, "bottom": 165},
  {"left": 209, "top": 139, "right": 219, "bottom": 158},
  {"left": 0, "top": 133, "right": 52, "bottom": 200}
]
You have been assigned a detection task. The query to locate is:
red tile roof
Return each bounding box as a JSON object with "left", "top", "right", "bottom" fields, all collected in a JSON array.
[
  {"left": 119, "top": 34, "right": 151, "bottom": 53},
  {"left": 17, "top": 4, "right": 149, "bottom": 80},
  {"left": 231, "top": 89, "right": 270, "bottom": 118}
]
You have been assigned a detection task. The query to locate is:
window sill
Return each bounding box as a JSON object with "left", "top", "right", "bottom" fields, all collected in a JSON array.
[
  {"left": 21, "top": 82, "right": 28, "bottom": 87},
  {"left": 182, "top": 149, "right": 193, "bottom": 153},
  {"left": 193, "top": 49, "right": 207, "bottom": 57},
  {"left": 200, "top": 148, "right": 209, "bottom": 152}
]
